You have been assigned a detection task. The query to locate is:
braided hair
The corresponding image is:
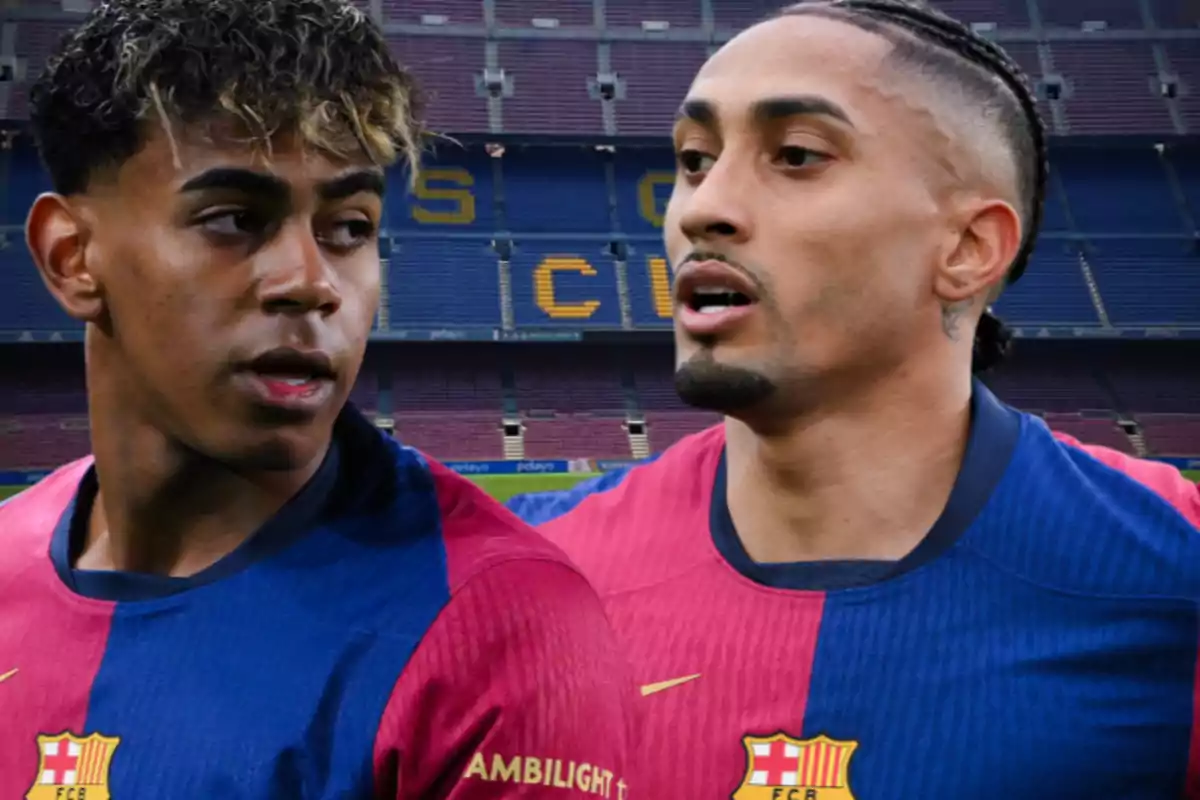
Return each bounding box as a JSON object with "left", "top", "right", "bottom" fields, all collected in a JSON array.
[{"left": 778, "top": 0, "right": 1048, "bottom": 373}]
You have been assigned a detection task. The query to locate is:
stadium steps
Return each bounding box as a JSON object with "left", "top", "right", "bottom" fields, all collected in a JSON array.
[
  {"left": 1077, "top": 250, "right": 1113, "bottom": 327},
  {"left": 614, "top": 257, "right": 635, "bottom": 329},
  {"left": 1124, "top": 423, "right": 1151, "bottom": 458},
  {"left": 377, "top": 258, "right": 391, "bottom": 331},
  {"left": 498, "top": 258, "right": 515, "bottom": 330},
  {"left": 627, "top": 418, "right": 651, "bottom": 460},
  {"left": 503, "top": 417, "right": 525, "bottom": 459}
]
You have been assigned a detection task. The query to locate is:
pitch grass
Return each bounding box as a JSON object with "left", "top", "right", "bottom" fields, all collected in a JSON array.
[{"left": 3, "top": 471, "right": 1199, "bottom": 504}]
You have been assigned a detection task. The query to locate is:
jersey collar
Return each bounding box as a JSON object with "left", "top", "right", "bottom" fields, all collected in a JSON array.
[
  {"left": 710, "top": 379, "right": 1023, "bottom": 591},
  {"left": 47, "top": 411, "right": 376, "bottom": 602}
]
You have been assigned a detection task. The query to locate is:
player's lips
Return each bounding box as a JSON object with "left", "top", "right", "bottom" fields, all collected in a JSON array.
[
  {"left": 674, "top": 260, "right": 759, "bottom": 337},
  {"left": 233, "top": 347, "right": 337, "bottom": 413}
]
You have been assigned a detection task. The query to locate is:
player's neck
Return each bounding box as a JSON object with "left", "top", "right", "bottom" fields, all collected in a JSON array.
[
  {"left": 724, "top": 359, "right": 973, "bottom": 564},
  {"left": 80, "top": 365, "right": 325, "bottom": 577}
]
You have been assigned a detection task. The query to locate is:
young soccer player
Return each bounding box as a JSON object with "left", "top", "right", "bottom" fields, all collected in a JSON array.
[
  {"left": 509, "top": 1, "right": 1200, "bottom": 796},
  {"left": 0, "top": 2, "right": 634, "bottom": 797}
]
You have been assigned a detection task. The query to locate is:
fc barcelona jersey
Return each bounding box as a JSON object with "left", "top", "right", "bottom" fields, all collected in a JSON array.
[
  {"left": 509, "top": 383, "right": 1200, "bottom": 798},
  {"left": 0, "top": 408, "right": 635, "bottom": 798}
]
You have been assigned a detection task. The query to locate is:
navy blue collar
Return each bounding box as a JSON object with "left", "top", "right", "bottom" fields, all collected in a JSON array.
[
  {"left": 710, "top": 379, "right": 1022, "bottom": 591},
  {"left": 49, "top": 410, "right": 384, "bottom": 602}
]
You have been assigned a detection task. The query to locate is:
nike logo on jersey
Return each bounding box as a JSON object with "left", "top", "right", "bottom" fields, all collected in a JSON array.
[
  {"left": 0, "top": 668, "right": 17, "bottom": 684},
  {"left": 640, "top": 673, "right": 701, "bottom": 696}
]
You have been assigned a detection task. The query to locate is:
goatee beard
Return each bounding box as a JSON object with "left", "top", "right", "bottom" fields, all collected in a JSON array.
[{"left": 674, "top": 356, "right": 776, "bottom": 413}]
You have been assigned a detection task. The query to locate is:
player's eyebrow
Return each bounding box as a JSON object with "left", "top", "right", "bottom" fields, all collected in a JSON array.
[
  {"left": 178, "top": 167, "right": 385, "bottom": 202},
  {"left": 676, "top": 99, "right": 717, "bottom": 127},
  {"left": 752, "top": 95, "right": 855, "bottom": 127},
  {"left": 674, "top": 95, "right": 855, "bottom": 131},
  {"left": 317, "top": 169, "right": 386, "bottom": 202},
  {"left": 179, "top": 168, "right": 290, "bottom": 203}
]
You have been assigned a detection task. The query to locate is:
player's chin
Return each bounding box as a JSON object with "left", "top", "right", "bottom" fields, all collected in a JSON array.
[
  {"left": 673, "top": 352, "right": 776, "bottom": 414},
  {"left": 216, "top": 421, "right": 335, "bottom": 473},
  {"left": 216, "top": 394, "right": 345, "bottom": 471}
]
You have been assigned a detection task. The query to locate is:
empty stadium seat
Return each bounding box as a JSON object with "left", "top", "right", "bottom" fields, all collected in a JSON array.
[
  {"left": 511, "top": 345, "right": 626, "bottom": 411},
  {"left": 611, "top": 41, "right": 710, "bottom": 136},
  {"left": 522, "top": 414, "right": 631, "bottom": 459},
  {"left": 503, "top": 148, "right": 611, "bottom": 234},
  {"left": 1041, "top": 0, "right": 1145, "bottom": 28},
  {"left": 1055, "top": 148, "right": 1189, "bottom": 233},
  {"left": 992, "top": 241, "right": 1099, "bottom": 325},
  {"left": 387, "top": 238, "right": 502, "bottom": 328},
  {"left": 604, "top": 0, "right": 702, "bottom": 28},
  {"left": 387, "top": 35, "right": 488, "bottom": 133},
  {"left": 509, "top": 238, "right": 623, "bottom": 328},
  {"left": 1053, "top": 40, "right": 1175, "bottom": 135},
  {"left": 1087, "top": 239, "right": 1200, "bottom": 325},
  {"left": 494, "top": 0, "right": 595, "bottom": 27},
  {"left": 498, "top": 40, "right": 603, "bottom": 134},
  {"left": 1137, "top": 414, "right": 1200, "bottom": 456}
]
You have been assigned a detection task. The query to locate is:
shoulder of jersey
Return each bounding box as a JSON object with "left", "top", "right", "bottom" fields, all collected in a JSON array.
[
  {"left": 0, "top": 458, "right": 91, "bottom": 568},
  {"left": 571, "top": 423, "right": 726, "bottom": 516},
  {"left": 970, "top": 419, "right": 1200, "bottom": 601},
  {"left": 421, "top": 455, "right": 586, "bottom": 588}
]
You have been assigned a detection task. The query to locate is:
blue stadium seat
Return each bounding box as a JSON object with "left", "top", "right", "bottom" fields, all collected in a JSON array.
[
  {"left": 613, "top": 150, "right": 674, "bottom": 237},
  {"left": 1088, "top": 239, "right": 1200, "bottom": 325},
  {"left": 5, "top": 143, "right": 51, "bottom": 226},
  {"left": 387, "top": 238, "right": 502, "bottom": 328},
  {"left": 626, "top": 242, "right": 674, "bottom": 329},
  {"left": 1055, "top": 148, "right": 1188, "bottom": 233},
  {"left": 509, "top": 239, "right": 622, "bottom": 328},
  {"left": 388, "top": 149, "right": 495, "bottom": 232},
  {"left": 503, "top": 148, "right": 611, "bottom": 234},
  {"left": 0, "top": 248, "right": 79, "bottom": 334},
  {"left": 993, "top": 240, "right": 1100, "bottom": 325},
  {"left": 1171, "top": 148, "right": 1200, "bottom": 227}
]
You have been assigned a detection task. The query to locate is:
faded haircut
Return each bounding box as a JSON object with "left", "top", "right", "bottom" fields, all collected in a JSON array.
[
  {"left": 29, "top": 0, "right": 424, "bottom": 195},
  {"left": 779, "top": 0, "right": 1046, "bottom": 287}
]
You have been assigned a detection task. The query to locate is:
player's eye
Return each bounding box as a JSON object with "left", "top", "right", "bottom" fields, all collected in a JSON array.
[
  {"left": 196, "top": 208, "right": 271, "bottom": 239},
  {"left": 677, "top": 149, "right": 716, "bottom": 175},
  {"left": 775, "top": 146, "right": 830, "bottom": 170},
  {"left": 317, "top": 218, "right": 377, "bottom": 251}
]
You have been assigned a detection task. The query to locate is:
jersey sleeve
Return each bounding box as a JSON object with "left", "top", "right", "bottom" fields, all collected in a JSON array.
[
  {"left": 1053, "top": 432, "right": 1200, "bottom": 526},
  {"left": 373, "top": 557, "right": 637, "bottom": 799}
]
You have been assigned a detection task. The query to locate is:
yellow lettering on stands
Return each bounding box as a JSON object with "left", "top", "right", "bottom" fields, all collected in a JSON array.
[
  {"left": 534, "top": 257, "right": 601, "bottom": 319},
  {"left": 647, "top": 256, "right": 673, "bottom": 318},
  {"left": 411, "top": 167, "right": 476, "bottom": 225},
  {"left": 637, "top": 171, "right": 674, "bottom": 227}
]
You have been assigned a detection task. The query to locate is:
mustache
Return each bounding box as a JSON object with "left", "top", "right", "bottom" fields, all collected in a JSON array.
[{"left": 677, "top": 250, "right": 768, "bottom": 295}]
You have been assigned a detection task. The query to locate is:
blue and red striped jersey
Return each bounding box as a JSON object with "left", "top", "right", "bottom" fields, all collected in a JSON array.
[
  {"left": 509, "top": 382, "right": 1200, "bottom": 798},
  {"left": 0, "top": 408, "right": 636, "bottom": 799}
]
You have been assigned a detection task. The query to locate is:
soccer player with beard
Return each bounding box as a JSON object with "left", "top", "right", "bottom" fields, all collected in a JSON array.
[
  {"left": 510, "top": 1, "right": 1200, "bottom": 797},
  {"left": 0, "top": 2, "right": 634, "bottom": 797}
]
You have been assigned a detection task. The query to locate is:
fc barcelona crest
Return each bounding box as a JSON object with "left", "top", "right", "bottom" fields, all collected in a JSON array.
[
  {"left": 27, "top": 732, "right": 120, "bottom": 800},
  {"left": 733, "top": 732, "right": 857, "bottom": 800}
]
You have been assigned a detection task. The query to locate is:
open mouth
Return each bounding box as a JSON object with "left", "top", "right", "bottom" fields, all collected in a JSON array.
[
  {"left": 686, "top": 286, "right": 755, "bottom": 314},
  {"left": 237, "top": 348, "right": 337, "bottom": 406}
]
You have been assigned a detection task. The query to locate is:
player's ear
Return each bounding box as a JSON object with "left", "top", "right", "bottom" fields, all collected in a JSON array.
[
  {"left": 934, "top": 199, "right": 1021, "bottom": 304},
  {"left": 26, "top": 192, "right": 105, "bottom": 323}
]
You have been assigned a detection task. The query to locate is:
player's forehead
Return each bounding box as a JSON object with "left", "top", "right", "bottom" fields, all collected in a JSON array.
[
  {"left": 684, "top": 14, "right": 894, "bottom": 127},
  {"left": 113, "top": 124, "right": 381, "bottom": 198}
]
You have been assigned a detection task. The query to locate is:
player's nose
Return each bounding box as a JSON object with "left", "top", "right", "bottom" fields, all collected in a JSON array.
[
  {"left": 676, "top": 157, "right": 753, "bottom": 245},
  {"left": 256, "top": 223, "right": 343, "bottom": 317}
]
